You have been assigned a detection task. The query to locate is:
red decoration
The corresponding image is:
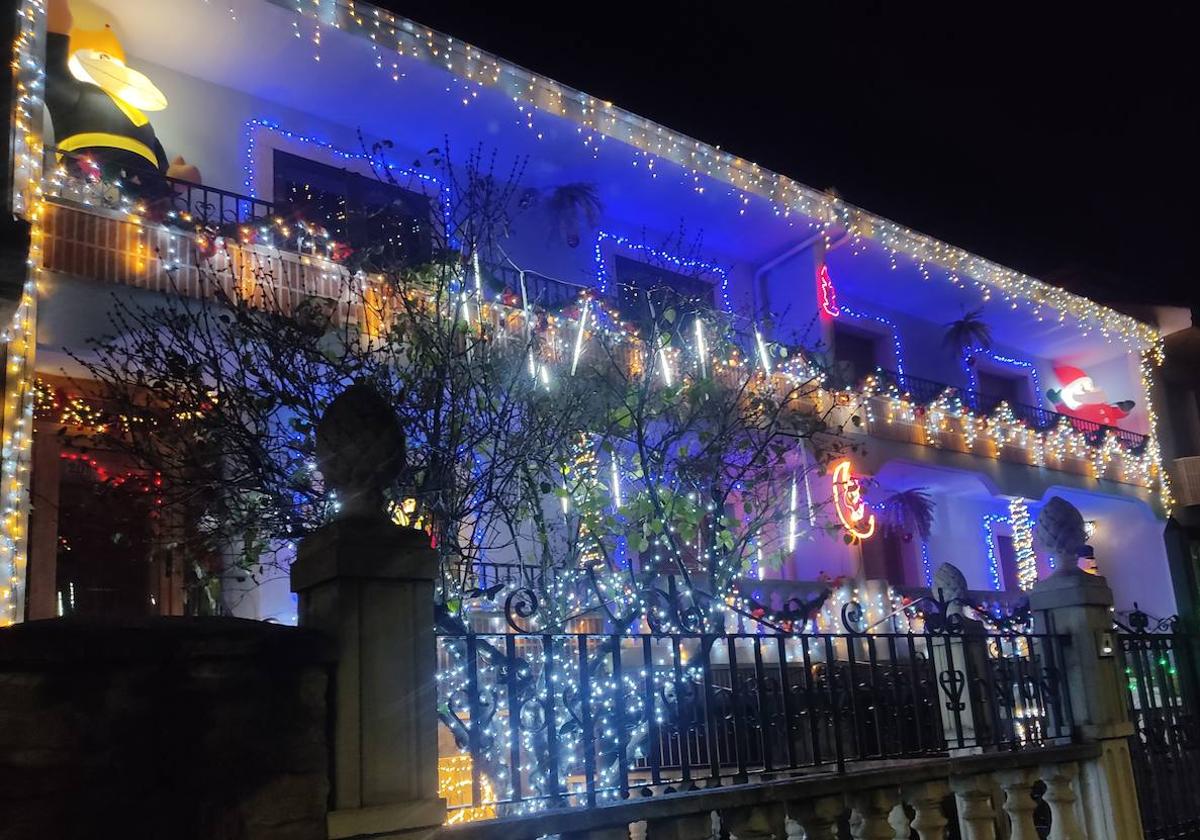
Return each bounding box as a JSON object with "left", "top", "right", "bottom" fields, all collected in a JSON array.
[
  {"left": 1047, "top": 365, "right": 1136, "bottom": 429},
  {"left": 817, "top": 263, "right": 841, "bottom": 318}
]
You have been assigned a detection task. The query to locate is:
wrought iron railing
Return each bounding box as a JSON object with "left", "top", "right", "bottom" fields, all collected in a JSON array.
[
  {"left": 436, "top": 623, "right": 1071, "bottom": 816},
  {"left": 44, "top": 147, "right": 276, "bottom": 232},
  {"left": 1115, "top": 612, "right": 1200, "bottom": 840},
  {"left": 872, "top": 368, "right": 1149, "bottom": 450}
]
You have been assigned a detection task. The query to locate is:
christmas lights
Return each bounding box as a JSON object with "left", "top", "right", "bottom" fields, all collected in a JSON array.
[
  {"left": 981, "top": 514, "right": 1008, "bottom": 591},
  {"left": 830, "top": 459, "right": 875, "bottom": 542},
  {"left": 279, "top": 0, "right": 1161, "bottom": 352},
  {"left": 962, "top": 350, "right": 1042, "bottom": 407},
  {"left": 838, "top": 305, "right": 907, "bottom": 378},
  {"left": 592, "top": 230, "right": 732, "bottom": 313},
  {"left": 1009, "top": 498, "right": 1037, "bottom": 591}
]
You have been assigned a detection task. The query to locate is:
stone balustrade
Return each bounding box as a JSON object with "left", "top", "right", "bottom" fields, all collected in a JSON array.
[{"left": 439, "top": 744, "right": 1098, "bottom": 840}]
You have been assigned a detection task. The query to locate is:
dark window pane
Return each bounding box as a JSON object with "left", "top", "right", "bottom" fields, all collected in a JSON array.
[
  {"left": 977, "top": 370, "right": 1026, "bottom": 412},
  {"left": 997, "top": 535, "right": 1021, "bottom": 592},
  {"left": 832, "top": 323, "right": 880, "bottom": 384},
  {"left": 613, "top": 255, "right": 715, "bottom": 331},
  {"left": 272, "top": 150, "right": 432, "bottom": 268}
]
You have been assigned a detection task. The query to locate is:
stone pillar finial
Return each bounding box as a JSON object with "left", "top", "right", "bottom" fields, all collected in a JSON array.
[
  {"left": 316, "top": 382, "right": 405, "bottom": 521},
  {"left": 1035, "top": 496, "right": 1090, "bottom": 573}
]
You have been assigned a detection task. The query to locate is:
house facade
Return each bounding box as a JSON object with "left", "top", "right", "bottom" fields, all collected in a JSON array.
[{"left": 1, "top": 0, "right": 1178, "bottom": 629}]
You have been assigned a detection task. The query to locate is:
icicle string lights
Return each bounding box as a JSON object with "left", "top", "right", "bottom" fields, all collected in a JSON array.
[{"left": 277, "top": 0, "right": 1161, "bottom": 351}]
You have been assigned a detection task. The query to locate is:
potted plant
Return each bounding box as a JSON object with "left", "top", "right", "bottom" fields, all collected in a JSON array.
[
  {"left": 943, "top": 307, "right": 993, "bottom": 366},
  {"left": 545, "top": 182, "right": 603, "bottom": 247}
]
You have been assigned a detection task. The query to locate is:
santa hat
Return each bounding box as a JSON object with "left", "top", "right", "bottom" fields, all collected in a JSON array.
[{"left": 1054, "top": 365, "right": 1087, "bottom": 386}]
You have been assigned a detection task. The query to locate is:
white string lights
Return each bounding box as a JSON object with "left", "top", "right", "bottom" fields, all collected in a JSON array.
[{"left": 1008, "top": 498, "right": 1037, "bottom": 591}]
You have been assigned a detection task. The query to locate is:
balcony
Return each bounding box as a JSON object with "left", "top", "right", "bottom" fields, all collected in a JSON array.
[
  {"left": 854, "top": 368, "right": 1158, "bottom": 489},
  {"left": 36, "top": 159, "right": 1160, "bottom": 493}
]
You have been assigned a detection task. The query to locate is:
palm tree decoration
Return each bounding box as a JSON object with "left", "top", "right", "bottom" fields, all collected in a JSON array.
[
  {"left": 943, "top": 308, "right": 993, "bottom": 365},
  {"left": 545, "top": 182, "right": 603, "bottom": 247},
  {"left": 877, "top": 487, "right": 936, "bottom": 542}
]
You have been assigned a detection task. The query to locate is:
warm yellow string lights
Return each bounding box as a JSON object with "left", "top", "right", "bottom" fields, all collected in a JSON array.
[
  {"left": 1, "top": 0, "right": 46, "bottom": 625},
  {"left": 860, "top": 375, "right": 1166, "bottom": 504}
]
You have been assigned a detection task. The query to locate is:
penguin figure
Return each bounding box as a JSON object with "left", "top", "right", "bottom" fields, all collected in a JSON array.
[{"left": 45, "top": 0, "right": 195, "bottom": 187}]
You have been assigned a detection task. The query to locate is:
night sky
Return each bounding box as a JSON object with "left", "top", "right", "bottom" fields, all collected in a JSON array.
[{"left": 381, "top": 2, "right": 1195, "bottom": 308}]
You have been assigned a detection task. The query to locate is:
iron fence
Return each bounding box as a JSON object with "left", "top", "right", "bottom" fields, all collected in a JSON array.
[
  {"left": 436, "top": 625, "right": 1072, "bottom": 815},
  {"left": 1117, "top": 618, "right": 1200, "bottom": 840}
]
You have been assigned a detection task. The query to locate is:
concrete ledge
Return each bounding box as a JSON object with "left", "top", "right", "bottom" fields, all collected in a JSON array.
[
  {"left": 0, "top": 615, "right": 335, "bottom": 666},
  {"left": 329, "top": 797, "right": 447, "bottom": 839},
  {"left": 440, "top": 743, "right": 1101, "bottom": 840},
  {"left": 1029, "top": 568, "right": 1115, "bottom": 610},
  {"left": 292, "top": 520, "right": 438, "bottom": 591}
]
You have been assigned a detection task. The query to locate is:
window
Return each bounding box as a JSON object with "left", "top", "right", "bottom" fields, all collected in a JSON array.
[
  {"left": 272, "top": 151, "right": 432, "bottom": 268},
  {"left": 977, "top": 369, "right": 1029, "bottom": 412},
  {"left": 832, "top": 323, "right": 881, "bottom": 386},
  {"left": 613, "top": 256, "right": 715, "bottom": 331},
  {"left": 996, "top": 535, "right": 1021, "bottom": 592},
  {"left": 861, "top": 531, "right": 915, "bottom": 586}
]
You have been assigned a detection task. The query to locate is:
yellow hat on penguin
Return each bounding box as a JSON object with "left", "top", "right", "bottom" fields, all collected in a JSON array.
[{"left": 65, "top": 1, "right": 167, "bottom": 112}]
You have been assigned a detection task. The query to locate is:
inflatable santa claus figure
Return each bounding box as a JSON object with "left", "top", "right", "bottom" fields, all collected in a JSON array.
[{"left": 1046, "top": 365, "right": 1134, "bottom": 428}]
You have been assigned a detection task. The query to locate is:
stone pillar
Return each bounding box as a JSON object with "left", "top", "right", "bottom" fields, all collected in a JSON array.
[
  {"left": 905, "top": 780, "right": 950, "bottom": 840},
  {"left": 647, "top": 811, "right": 715, "bottom": 840},
  {"left": 293, "top": 522, "right": 442, "bottom": 838},
  {"left": 724, "top": 803, "right": 783, "bottom": 839},
  {"left": 292, "top": 385, "right": 444, "bottom": 839},
  {"left": 930, "top": 624, "right": 991, "bottom": 751},
  {"left": 1030, "top": 567, "right": 1144, "bottom": 840}
]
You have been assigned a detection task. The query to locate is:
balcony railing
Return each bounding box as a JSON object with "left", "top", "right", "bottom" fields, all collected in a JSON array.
[
  {"left": 874, "top": 368, "right": 1149, "bottom": 451},
  {"left": 44, "top": 148, "right": 276, "bottom": 232}
]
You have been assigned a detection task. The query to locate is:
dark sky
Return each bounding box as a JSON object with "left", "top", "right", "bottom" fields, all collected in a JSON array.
[{"left": 382, "top": 2, "right": 1195, "bottom": 307}]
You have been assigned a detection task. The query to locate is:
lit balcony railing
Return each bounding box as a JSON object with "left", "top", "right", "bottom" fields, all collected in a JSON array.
[
  {"left": 871, "top": 368, "right": 1149, "bottom": 451},
  {"left": 857, "top": 368, "right": 1159, "bottom": 488}
]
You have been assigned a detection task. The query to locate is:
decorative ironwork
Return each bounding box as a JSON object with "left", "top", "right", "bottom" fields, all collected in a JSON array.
[
  {"left": 1118, "top": 627, "right": 1200, "bottom": 839},
  {"left": 437, "top": 625, "right": 1072, "bottom": 816}
]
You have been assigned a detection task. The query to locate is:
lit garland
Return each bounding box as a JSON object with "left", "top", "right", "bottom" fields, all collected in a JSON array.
[
  {"left": 1008, "top": 498, "right": 1037, "bottom": 591},
  {"left": 240, "top": 117, "right": 450, "bottom": 225},
  {"left": 961, "top": 350, "right": 1042, "bottom": 404},
  {"left": 0, "top": 0, "right": 46, "bottom": 626},
  {"left": 859, "top": 375, "right": 1164, "bottom": 499}
]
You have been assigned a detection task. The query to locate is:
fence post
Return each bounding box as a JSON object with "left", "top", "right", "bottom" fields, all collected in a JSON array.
[
  {"left": 292, "top": 385, "right": 445, "bottom": 839},
  {"left": 1029, "top": 566, "right": 1143, "bottom": 840}
]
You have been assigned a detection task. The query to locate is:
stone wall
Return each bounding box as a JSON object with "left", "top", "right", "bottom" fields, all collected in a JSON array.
[{"left": 0, "top": 617, "right": 333, "bottom": 840}]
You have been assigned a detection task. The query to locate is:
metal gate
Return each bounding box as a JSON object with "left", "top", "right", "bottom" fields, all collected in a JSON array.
[{"left": 1118, "top": 613, "right": 1200, "bottom": 840}]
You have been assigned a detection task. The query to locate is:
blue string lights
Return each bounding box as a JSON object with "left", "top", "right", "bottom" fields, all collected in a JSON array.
[
  {"left": 837, "top": 304, "right": 907, "bottom": 378},
  {"left": 592, "top": 230, "right": 733, "bottom": 313},
  {"left": 981, "top": 513, "right": 1009, "bottom": 591},
  {"left": 961, "top": 349, "right": 1043, "bottom": 404},
  {"left": 241, "top": 117, "right": 447, "bottom": 204}
]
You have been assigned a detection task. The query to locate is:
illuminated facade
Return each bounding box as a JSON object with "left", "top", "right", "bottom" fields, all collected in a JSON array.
[{"left": 0, "top": 0, "right": 1179, "bottom": 626}]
